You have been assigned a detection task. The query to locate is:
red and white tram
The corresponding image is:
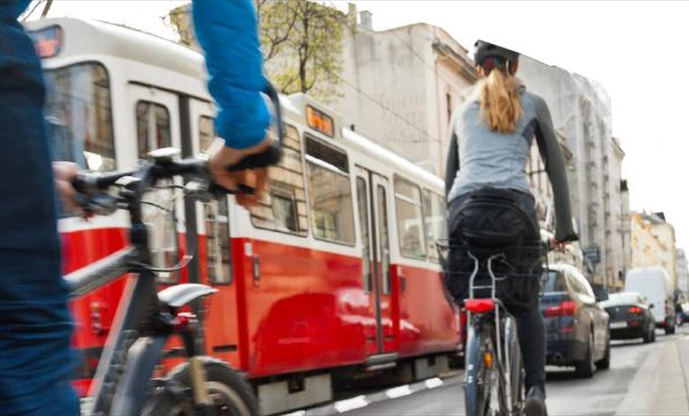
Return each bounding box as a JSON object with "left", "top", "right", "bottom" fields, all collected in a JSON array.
[{"left": 26, "top": 18, "right": 459, "bottom": 414}]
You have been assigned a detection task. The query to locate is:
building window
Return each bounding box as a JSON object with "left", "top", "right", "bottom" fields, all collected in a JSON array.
[
  {"left": 249, "top": 125, "right": 308, "bottom": 235},
  {"left": 305, "top": 136, "right": 355, "bottom": 245},
  {"left": 395, "top": 176, "right": 427, "bottom": 260},
  {"left": 44, "top": 63, "right": 115, "bottom": 172},
  {"left": 446, "top": 92, "right": 453, "bottom": 124}
]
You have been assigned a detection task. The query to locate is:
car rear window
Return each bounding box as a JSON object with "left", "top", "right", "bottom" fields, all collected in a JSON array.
[{"left": 541, "top": 270, "right": 567, "bottom": 293}]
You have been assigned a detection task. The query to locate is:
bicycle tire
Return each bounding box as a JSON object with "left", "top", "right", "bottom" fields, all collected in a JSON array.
[
  {"left": 465, "top": 321, "right": 498, "bottom": 416},
  {"left": 141, "top": 356, "right": 259, "bottom": 416},
  {"left": 504, "top": 316, "right": 524, "bottom": 415}
]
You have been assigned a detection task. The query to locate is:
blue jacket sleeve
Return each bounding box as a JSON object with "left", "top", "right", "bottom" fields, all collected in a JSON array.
[{"left": 192, "top": 0, "right": 271, "bottom": 149}]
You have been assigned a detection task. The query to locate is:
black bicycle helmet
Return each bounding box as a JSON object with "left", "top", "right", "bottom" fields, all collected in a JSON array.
[{"left": 474, "top": 40, "right": 519, "bottom": 67}]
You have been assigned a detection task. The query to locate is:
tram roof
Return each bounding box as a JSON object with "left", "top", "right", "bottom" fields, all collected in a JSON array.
[{"left": 25, "top": 17, "right": 206, "bottom": 78}]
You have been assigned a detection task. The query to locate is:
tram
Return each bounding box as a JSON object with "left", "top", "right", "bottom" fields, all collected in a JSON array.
[{"left": 26, "top": 18, "right": 460, "bottom": 414}]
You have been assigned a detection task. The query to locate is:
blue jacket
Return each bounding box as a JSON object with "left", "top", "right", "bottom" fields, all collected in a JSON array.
[{"left": 193, "top": 0, "right": 271, "bottom": 149}]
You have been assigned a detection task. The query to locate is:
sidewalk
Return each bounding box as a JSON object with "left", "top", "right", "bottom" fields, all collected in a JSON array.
[{"left": 616, "top": 334, "right": 689, "bottom": 415}]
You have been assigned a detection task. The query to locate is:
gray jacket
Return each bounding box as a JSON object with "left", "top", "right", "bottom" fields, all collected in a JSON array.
[{"left": 445, "top": 86, "right": 577, "bottom": 242}]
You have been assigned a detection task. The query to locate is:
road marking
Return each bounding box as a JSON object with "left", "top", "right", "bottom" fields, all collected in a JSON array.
[
  {"left": 334, "top": 395, "right": 369, "bottom": 413},
  {"left": 425, "top": 377, "right": 444, "bottom": 389},
  {"left": 386, "top": 385, "right": 412, "bottom": 398},
  {"left": 283, "top": 411, "right": 307, "bottom": 416}
]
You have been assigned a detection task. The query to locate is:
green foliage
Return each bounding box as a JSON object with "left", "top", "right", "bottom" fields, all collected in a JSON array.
[
  {"left": 258, "top": 0, "right": 344, "bottom": 102},
  {"left": 167, "top": 1, "right": 344, "bottom": 102}
]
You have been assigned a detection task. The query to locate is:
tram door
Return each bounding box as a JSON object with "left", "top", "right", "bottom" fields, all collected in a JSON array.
[
  {"left": 188, "top": 99, "right": 241, "bottom": 366},
  {"left": 356, "top": 167, "right": 397, "bottom": 356},
  {"left": 127, "top": 84, "right": 183, "bottom": 276}
]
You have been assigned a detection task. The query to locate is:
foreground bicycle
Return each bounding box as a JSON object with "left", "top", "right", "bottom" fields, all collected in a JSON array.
[
  {"left": 65, "top": 86, "right": 283, "bottom": 416},
  {"left": 439, "top": 240, "right": 544, "bottom": 416}
]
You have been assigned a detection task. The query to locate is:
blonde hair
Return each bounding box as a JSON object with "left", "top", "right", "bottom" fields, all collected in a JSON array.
[{"left": 479, "top": 64, "right": 522, "bottom": 133}]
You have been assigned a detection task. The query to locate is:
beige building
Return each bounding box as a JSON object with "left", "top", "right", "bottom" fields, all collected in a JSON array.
[
  {"left": 631, "top": 212, "right": 677, "bottom": 290},
  {"left": 334, "top": 5, "right": 478, "bottom": 176},
  {"left": 518, "top": 56, "right": 631, "bottom": 289}
]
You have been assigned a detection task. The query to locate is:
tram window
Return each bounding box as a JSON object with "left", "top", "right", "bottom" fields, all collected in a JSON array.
[
  {"left": 205, "top": 198, "right": 232, "bottom": 284},
  {"left": 249, "top": 124, "right": 308, "bottom": 236},
  {"left": 305, "top": 136, "right": 355, "bottom": 245},
  {"left": 136, "top": 101, "right": 171, "bottom": 157},
  {"left": 199, "top": 116, "right": 214, "bottom": 152},
  {"left": 423, "top": 189, "right": 448, "bottom": 262},
  {"left": 356, "top": 177, "right": 372, "bottom": 292},
  {"left": 394, "top": 177, "right": 427, "bottom": 260},
  {"left": 44, "top": 62, "right": 115, "bottom": 172},
  {"left": 136, "top": 100, "right": 177, "bottom": 281},
  {"left": 377, "top": 184, "right": 391, "bottom": 295}
]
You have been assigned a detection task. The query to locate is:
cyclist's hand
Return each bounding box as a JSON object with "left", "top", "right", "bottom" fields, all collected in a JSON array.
[
  {"left": 208, "top": 135, "right": 271, "bottom": 208},
  {"left": 53, "top": 161, "right": 79, "bottom": 213}
]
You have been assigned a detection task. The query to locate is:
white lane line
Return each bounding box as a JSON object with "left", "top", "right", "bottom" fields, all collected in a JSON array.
[
  {"left": 334, "top": 395, "right": 369, "bottom": 413},
  {"left": 283, "top": 411, "right": 307, "bottom": 416},
  {"left": 425, "top": 377, "right": 444, "bottom": 389},
  {"left": 385, "top": 385, "right": 413, "bottom": 399}
]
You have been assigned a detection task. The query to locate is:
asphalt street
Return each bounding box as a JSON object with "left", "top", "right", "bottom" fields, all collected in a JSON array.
[{"left": 338, "top": 326, "right": 689, "bottom": 415}]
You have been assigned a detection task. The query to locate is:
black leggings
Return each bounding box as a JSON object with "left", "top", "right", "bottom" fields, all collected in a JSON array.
[{"left": 448, "top": 190, "right": 546, "bottom": 390}]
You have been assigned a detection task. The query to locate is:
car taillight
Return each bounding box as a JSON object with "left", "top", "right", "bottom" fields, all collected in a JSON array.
[
  {"left": 544, "top": 300, "right": 578, "bottom": 317},
  {"left": 629, "top": 306, "right": 642, "bottom": 314}
]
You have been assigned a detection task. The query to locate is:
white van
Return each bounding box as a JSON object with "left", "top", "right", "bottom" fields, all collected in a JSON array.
[{"left": 625, "top": 267, "right": 676, "bottom": 334}]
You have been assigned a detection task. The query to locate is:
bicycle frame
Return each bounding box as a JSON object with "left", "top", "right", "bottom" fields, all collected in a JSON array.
[
  {"left": 65, "top": 158, "right": 219, "bottom": 416},
  {"left": 464, "top": 251, "right": 522, "bottom": 415}
]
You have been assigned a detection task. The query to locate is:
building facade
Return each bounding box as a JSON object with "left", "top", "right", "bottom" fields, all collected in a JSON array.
[
  {"left": 677, "top": 249, "right": 689, "bottom": 293},
  {"left": 631, "top": 212, "right": 677, "bottom": 291},
  {"left": 517, "top": 56, "right": 630, "bottom": 289},
  {"left": 334, "top": 5, "right": 478, "bottom": 176}
]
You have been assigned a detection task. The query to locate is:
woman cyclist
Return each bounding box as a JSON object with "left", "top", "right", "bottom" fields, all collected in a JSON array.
[{"left": 445, "top": 40, "right": 578, "bottom": 416}]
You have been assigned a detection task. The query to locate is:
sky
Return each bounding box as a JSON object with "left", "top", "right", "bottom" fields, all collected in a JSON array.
[{"left": 28, "top": 1, "right": 689, "bottom": 249}]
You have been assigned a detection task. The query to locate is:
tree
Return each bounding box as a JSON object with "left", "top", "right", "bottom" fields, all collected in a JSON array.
[
  {"left": 259, "top": 0, "right": 344, "bottom": 101},
  {"left": 168, "top": 0, "right": 345, "bottom": 103}
]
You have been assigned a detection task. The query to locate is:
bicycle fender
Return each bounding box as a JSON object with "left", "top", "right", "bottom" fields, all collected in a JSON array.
[
  {"left": 158, "top": 283, "right": 218, "bottom": 309},
  {"left": 110, "top": 335, "right": 167, "bottom": 416}
]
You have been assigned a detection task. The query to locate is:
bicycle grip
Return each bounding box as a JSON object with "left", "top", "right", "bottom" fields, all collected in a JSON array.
[
  {"left": 225, "top": 144, "right": 282, "bottom": 172},
  {"left": 225, "top": 81, "right": 284, "bottom": 172}
]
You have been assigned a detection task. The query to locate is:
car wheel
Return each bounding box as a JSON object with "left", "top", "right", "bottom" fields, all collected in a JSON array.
[
  {"left": 666, "top": 320, "right": 676, "bottom": 335},
  {"left": 643, "top": 322, "right": 654, "bottom": 343},
  {"left": 595, "top": 335, "right": 610, "bottom": 370},
  {"left": 575, "top": 331, "right": 595, "bottom": 378}
]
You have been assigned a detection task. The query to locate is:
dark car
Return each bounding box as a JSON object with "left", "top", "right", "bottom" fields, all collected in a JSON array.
[
  {"left": 600, "top": 292, "right": 656, "bottom": 343},
  {"left": 539, "top": 264, "right": 611, "bottom": 378}
]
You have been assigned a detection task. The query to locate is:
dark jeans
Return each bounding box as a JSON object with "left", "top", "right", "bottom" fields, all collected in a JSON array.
[
  {"left": 0, "top": 17, "right": 78, "bottom": 415},
  {"left": 448, "top": 190, "right": 546, "bottom": 391}
]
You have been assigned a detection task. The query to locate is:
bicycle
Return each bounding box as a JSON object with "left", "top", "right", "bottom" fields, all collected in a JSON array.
[
  {"left": 65, "top": 86, "right": 283, "bottom": 416},
  {"left": 439, "top": 241, "right": 544, "bottom": 416}
]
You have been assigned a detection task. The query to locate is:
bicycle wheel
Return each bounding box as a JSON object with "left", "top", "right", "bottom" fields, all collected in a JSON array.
[
  {"left": 503, "top": 316, "right": 524, "bottom": 415},
  {"left": 465, "top": 320, "right": 500, "bottom": 416},
  {"left": 142, "top": 357, "right": 259, "bottom": 416}
]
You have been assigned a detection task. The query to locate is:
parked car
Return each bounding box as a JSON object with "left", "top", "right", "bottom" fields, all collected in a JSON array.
[
  {"left": 540, "top": 263, "right": 611, "bottom": 378},
  {"left": 625, "top": 267, "right": 676, "bottom": 334},
  {"left": 600, "top": 292, "right": 655, "bottom": 343}
]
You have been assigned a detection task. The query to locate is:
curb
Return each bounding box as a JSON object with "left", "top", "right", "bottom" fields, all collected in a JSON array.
[{"left": 284, "top": 373, "right": 463, "bottom": 416}]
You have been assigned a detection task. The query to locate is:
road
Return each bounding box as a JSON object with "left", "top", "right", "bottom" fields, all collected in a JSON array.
[{"left": 336, "top": 326, "right": 689, "bottom": 415}]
